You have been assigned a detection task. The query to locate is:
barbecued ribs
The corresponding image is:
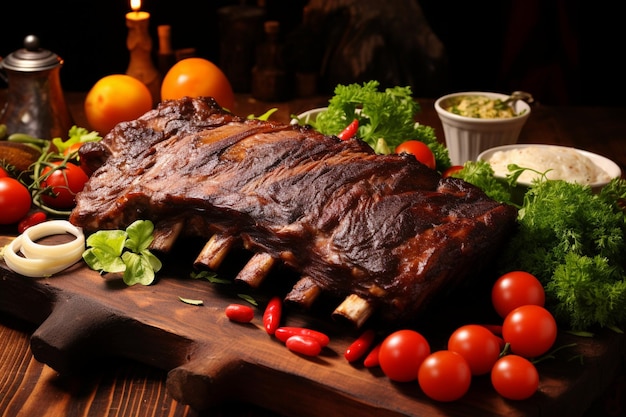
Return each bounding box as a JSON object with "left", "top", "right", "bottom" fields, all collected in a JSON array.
[{"left": 70, "top": 96, "right": 518, "bottom": 326}]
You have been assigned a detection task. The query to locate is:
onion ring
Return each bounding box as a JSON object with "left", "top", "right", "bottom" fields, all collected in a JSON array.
[{"left": 3, "top": 220, "right": 85, "bottom": 278}]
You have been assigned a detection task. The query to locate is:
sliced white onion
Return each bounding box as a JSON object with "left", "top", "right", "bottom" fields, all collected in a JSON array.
[{"left": 3, "top": 220, "right": 85, "bottom": 278}]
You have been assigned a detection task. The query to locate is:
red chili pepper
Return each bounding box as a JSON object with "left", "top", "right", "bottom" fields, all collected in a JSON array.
[
  {"left": 363, "top": 342, "right": 382, "bottom": 368},
  {"left": 344, "top": 329, "right": 376, "bottom": 363},
  {"left": 285, "top": 335, "right": 322, "bottom": 357},
  {"left": 225, "top": 304, "right": 255, "bottom": 323},
  {"left": 17, "top": 211, "right": 47, "bottom": 234},
  {"left": 263, "top": 296, "right": 282, "bottom": 335},
  {"left": 337, "top": 119, "right": 359, "bottom": 140},
  {"left": 274, "top": 326, "right": 330, "bottom": 347}
]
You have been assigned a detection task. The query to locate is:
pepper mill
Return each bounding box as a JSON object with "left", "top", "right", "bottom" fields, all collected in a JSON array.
[{"left": 0, "top": 35, "right": 73, "bottom": 139}]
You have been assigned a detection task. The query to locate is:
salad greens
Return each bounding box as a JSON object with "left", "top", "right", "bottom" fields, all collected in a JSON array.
[
  {"left": 297, "top": 80, "right": 451, "bottom": 171},
  {"left": 451, "top": 162, "right": 626, "bottom": 332},
  {"left": 82, "top": 220, "right": 162, "bottom": 286}
]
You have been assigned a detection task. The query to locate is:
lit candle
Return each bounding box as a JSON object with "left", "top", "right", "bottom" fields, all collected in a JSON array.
[
  {"left": 126, "top": 0, "right": 150, "bottom": 21},
  {"left": 125, "top": 0, "right": 160, "bottom": 104}
]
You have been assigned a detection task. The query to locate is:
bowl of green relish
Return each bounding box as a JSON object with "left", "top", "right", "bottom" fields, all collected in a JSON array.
[{"left": 435, "top": 92, "right": 531, "bottom": 165}]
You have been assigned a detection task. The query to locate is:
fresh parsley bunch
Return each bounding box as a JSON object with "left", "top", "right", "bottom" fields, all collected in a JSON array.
[{"left": 307, "top": 80, "right": 451, "bottom": 171}]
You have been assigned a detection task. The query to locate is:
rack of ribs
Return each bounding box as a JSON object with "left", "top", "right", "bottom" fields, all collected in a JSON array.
[{"left": 69, "top": 96, "right": 518, "bottom": 327}]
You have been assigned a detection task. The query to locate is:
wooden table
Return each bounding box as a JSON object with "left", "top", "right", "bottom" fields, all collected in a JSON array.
[{"left": 1, "top": 92, "right": 626, "bottom": 417}]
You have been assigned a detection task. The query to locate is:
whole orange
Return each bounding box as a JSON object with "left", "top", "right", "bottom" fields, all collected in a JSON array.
[
  {"left": 161, "top": 58, "right": 235, "bottom": 110},
  {"left": 84, "top": 74, "right": 153, "bottom": 134}
]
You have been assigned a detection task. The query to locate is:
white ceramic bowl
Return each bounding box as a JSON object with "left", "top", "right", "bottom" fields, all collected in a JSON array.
[
  {"left": 291, "top": 107, "right": 326, "bottom": 125},
  {"left": 477, "top": 144, "right": 621, "bottom": 192},
  {"left": 435, "top": 92, "right": 531, "bottom": 165}
]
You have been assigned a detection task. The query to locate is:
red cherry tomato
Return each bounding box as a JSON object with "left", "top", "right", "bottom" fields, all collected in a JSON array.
[
  {"left": 0, "top": 177, "right": 31, "bottom": 225},
  {"left": 274, "top": 327, "right": 330, "bottom": 347},
  {"left": 447, "top": 324, "right": 502, "bottom": 376},
  {"left": 492, "top": 271, "right": 545, "bottom": 318},
  {"left": 0, "top": 166, "right": 9, "bottom": 178},
  {"left": 40, "top": 162, "right": 89, "bottom": 209},
  {"left": 378, "top": 329, "right": 430, "bottom": 382},
  {"left": 418, "top": 350, "right": 472, "bottom": 402},
  {"left": 17, "top": 211, "right": 47, "bottom": 234},
  {"left": 502, "top": 305, "right": 557, "bottom": 358},
  {"left": 395, "top": 140, "right": 436, "bottom": 169},
  {"left": 491, "top": 354, "right": 539, "bottom": 400},
  {"left": 442, "top": 165, "right": 463, "bottom": 178},
  {"left": 225, "top": 304, "right": 255, "bottom": 323},
  {"left": 285, "top": 335, "right": 322, "bottom": 356},
  {"left": 262, "top": 296, "right": 282, "bottom": 335},
  {"left": 345, "top": 329, "right": 376, "bottom": 363}
]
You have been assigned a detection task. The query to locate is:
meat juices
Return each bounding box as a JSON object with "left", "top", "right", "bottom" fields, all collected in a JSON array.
[{"left": 70, "top": 96, "right": 518, "bottom": 326}]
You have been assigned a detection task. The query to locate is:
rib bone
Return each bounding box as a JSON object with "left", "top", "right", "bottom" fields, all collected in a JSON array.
[
  {"left": 332, "top": 294, "right": 374, "bottom": 328},
  {"left": 234, "top": 252, "right": 275, "bottom": 288},
  {"left": 194, "top": 233, "right": 236, "bottom": 270},
  {"left": 150, "top": 220, "right": 184, "bottom": 252},
  {"left": 285, "top": 276, "right": 322, "bottom": 309}
]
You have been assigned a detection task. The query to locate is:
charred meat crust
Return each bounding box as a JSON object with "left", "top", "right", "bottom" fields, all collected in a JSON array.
[{"left": 70, "top": 96, "right": 518, "bottom": 323}]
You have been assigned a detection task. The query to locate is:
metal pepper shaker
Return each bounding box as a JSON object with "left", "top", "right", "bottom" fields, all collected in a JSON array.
[{"left": 0, "top": 35, "right": 73, "bottom": 139}]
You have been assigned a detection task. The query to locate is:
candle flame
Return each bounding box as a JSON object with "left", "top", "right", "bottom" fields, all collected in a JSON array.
[{"left": 130, "top": 0, "right": 141, "bottom": 12}]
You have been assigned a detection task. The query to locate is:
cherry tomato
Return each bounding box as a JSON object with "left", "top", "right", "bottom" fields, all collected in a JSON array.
[
  {"left": 0, "top": 177, "right": 31, "bottom": 225},
  {"left": 344, "top": 329, "right": 376, "bottom": 363},
  {"left": 418, "top": 350, "right": 472, "bottom": 402},
  {"left": 492, "top": 271, "right": 545, "bottom": 318},
  {"left": 17, "top": 211, "right": 47, "bottom": 234},
  {"left": 0, "top": 166, "right": 9, "bottom": 178},
  {"left": 274, "top": 327, "right": 330, "bottom": 347},
  {"left": 502, "top": 305, "right": 557, "bottom": 358},
  {"left": 40, "top": 162, "right": 89, "bottom": 209},
  {"left": 442, "top": 165, "right": 463, "bottom": 178},
  {"left": 363, "top": 342, "right": 382, "bottom": 368},
  {"left": 395, "top": 141, "right": 436, "bottom": 170},
  {"left": 225, "top": 304, "right": 255, "bottom": 323},
  {"left": 379, "top": 329, "right": 430, "bottom": 382},
  {"left": 491, "top": 354, "right": 539, "bottom": 400},
  {"left": 447, "top": 324, "right": 502, "bottom": 376}
]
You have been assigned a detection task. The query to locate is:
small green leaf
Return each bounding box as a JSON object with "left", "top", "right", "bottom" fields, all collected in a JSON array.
[
  {"left": 82, "top": 246, "right": 126, "bottom": 273},
  {"left": 190, "top": 270, "right": 229, "bottom": 284},
  {"left": 86, "top": 230, "right": 127, "bottom": 257},
  {"left": 122, "top": 251, "right": 155, "bottom": 286},
  {"left": 125, "top": 220, "right": 154, "bottom": 252},
  {"left": 238, "top": 293, "right": 258, "bottom": 306},
  {"left": 179, "top": 296, "right": 204, "bottom": 306}
]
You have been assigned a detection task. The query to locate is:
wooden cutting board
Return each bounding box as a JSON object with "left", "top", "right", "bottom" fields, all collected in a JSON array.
[{"left": 0, "top": 233, "right": 623, "bottom": 417}]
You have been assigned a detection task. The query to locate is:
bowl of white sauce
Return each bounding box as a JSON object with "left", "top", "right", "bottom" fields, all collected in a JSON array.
[{"left": 478, "top": 144, "right": 621, "bottom": 192}]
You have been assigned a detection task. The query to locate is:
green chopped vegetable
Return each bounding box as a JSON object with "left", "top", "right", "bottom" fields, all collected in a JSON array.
[
  {"left": 498, "top": 178, "right": 626, "bottom": 331},
  {"left": 179, "top": 296, "right": 204, "bottom": 306},
  {"left": 82, "top": 220, "right": 162, "bottom": 286},
  {"left": 296, "top": 80, "right": 450, "bottom": 171}
]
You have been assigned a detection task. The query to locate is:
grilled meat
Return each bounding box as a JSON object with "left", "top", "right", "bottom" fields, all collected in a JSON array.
[{"left": 70, "top": 96, "right": 518, "bottom": 324}]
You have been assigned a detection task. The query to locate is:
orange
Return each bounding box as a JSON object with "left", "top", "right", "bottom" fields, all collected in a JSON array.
[
  {"left": 161, "top": 58, "right": 235, "bottom": 110},
  {"left": 84, "top": 74, "right": 153, "bottom": 134}
]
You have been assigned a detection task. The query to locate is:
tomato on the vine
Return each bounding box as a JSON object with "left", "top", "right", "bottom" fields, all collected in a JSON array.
[
  {"left": 40, "top": 162, "right": 89, "bottom": 209},
  {"left": 447, "top": 324, "right": 502, "bottom": 376},
  {"left": 491, "top": 354, "right": 539, "bottom": 400},
  {"left": 492, "top": 271, "right": 545, "bottom": 318},
  {"left": 0, "top": 177, "right": 31, "bottom": 225},
  {"left": 418, "top": 350, "right": 472, "bottom": 402},
  {"left": 395, "top": 141, "right": 436, "bottom": 169},
  {"left": 378, "top": 329, "right": 430, "bottom": 382},
  {"left": 502, "top": 305, "right": 557, "bottom": 358},
  {"left": 0, "top": 166, "right": 9, "bottom": 178}
]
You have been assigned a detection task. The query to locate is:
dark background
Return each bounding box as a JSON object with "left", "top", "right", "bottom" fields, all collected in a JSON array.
[{"left": 2, "top": 0, "right": 624, "bottom": 106}]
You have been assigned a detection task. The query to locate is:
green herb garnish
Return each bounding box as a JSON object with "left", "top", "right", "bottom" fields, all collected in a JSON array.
[
  {"left": 82, "top": 220, "right": 162, "bottom": 286},
  {"left": 296, "top": 80, "right": 450, "bottom": 171}
]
